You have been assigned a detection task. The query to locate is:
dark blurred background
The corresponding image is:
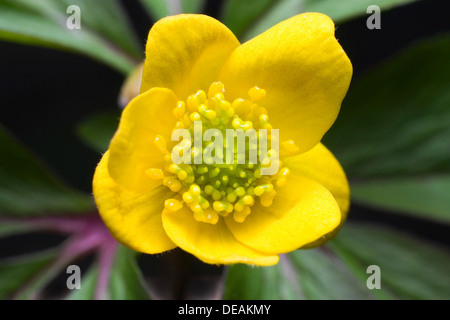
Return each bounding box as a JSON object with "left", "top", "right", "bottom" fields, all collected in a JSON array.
[{"left": 1, "top": 0, "right": 450, "bottom": 250}]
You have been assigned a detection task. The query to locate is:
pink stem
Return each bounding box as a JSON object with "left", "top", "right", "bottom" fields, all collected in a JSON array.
[
  {"left": 0, "top": 213, "right": 100, "bottom": 234},
  {"left": 3, "top": 212, "right": 121, "bottom": 300},
  {"left": 94, "top": 237, "right": 118, "bottom": 300}
]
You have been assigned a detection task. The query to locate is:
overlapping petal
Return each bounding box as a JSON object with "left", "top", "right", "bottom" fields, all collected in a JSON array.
[
  {"left": 108, "top": 87, "right": 178, "bottom": 192},
  {"left": 219, "top": 13, "right": 353, "bottom": 153},
  {"left": 93, "top": 151, "right": 177, "bottom": 253},
  {"left": 225, "top": 173, "right": 341, "bottom": 254},
  {"left": 283, "top": 143, "right": 350, "bottom": 248},
  {"left": 141, "top": 14, "right": 240, "bottom": 100},
  {"left": 284, "top": 143, "right": 350, "bottom": 217},
  {"left": 162, "top": 206, "right": 279, "bottom": 265}
]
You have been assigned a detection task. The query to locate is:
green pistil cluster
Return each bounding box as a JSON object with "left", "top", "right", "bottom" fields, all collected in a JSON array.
[{"left": 151, "top": 82, "right": 293, "bottom": 224}]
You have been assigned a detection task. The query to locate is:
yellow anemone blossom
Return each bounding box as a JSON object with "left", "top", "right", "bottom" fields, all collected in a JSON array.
[{"left": 93, "top": 13, "right": 352, "bottom": 266}]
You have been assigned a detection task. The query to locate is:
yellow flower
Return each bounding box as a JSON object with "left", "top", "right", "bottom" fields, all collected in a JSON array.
[{"left": 93, "top": 13, "right": 352, "bottom": 266}]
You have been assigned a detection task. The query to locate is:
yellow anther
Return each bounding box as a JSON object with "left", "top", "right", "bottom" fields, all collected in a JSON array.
[
  {"left": 277, "top": 167, "right": 291, "bottom": 187},
  {"left": 226, "top": 192, "right": 237, "bottom": 202},
  {"left": 233, "top": 206, "right": 251, "bottom": 223},
  {"left": 211, "top": 93, "right": 231, "bottom": 110},
  {"left": 190, "top": 203, "right": 203, "bottom": 215},
  {"left": 212, "top": 190, "right": 222, "bottom": 201},
  {"left": 241, "top": 195, "right": 254, "bottom": 206},
  {"left": 175, "top": 121, "right": 185, "bottom": 129},
  {"left": 145, "top": 168, "right": 164, "bottom": 180},
  {"left": 182, "top": 191, "right": 193, "bottom": 204},
  {"left": 259, "top": 114, "right": 272, "bottom": 130},
  {"left": 173, "top": 101, "right": 186, "bottom": 119},
  {"left": 164, "top": 199, "right": 183, "bottom": 212},
  {"left": 235, "top": 187, "right": 246, "bottom": 197},
  {"left": 208, "top": 81, "right": 225, "bottom": 98},
  {"left": 163, "top": 154, "right": 172, "bottom": 164},
  {"left": 163, "top": 177, "right": 182, "bottom": 192},
  {"left": 282, "top": 140, "right": 300, "bottom": 154},
  {"left": 226, "top": 107, "right": 235, "bottom": 118},
  {"left": 232, "top": 118, "right": 253, "bottom": 131},
  {"left": 190, "top": 184, "right": 201, "bottom": 196},
  {"left": 185, "top": 175, "right": 195, "bottom": 184},
  {"left": 194, "top": 208, "right": 219, "bottom": 224},
  {"left": 212, "top": 201, "right": 224, "bottom": 212},
  {"left": 190, "top": 112, "right": 201, "bottom": 122},
  {"left": 187, "top": 90, "right": 206, "bottom": 112},
  {"left": 248, "top": 86, "right": 266, "bottom": 101},
  {"left": 198, "top": 104, "right": 217, "bottom": 120},
  {"left": 234, "top": 195, "right": 255, "bottom": 211},
  {"left": 153, "top": 135, "right": 168, "bottom": 154},
  {"left": 169, "top": 164, "right": 188, "bottom": 180},
  {"left": 254, "top": 184, "right": 274, "bottom": 196},
  {"left": 259, "top": 114, "right": 269, "bottom": 123},
  {"left": 260, "top": 190, "right": 277, "bottom": 207},
  {"left": 199, "top": 197, "right": 210, "bottom": 210},
  {"left": 204, "top": 185, "right": 214, "bottom": 195}
]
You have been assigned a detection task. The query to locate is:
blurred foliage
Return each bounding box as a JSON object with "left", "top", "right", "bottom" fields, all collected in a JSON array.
[
  {"left": 0, "top": 0, "right": 449, "bottom": 300},
  {"left": 222, "top": 0, "right": 420, "bottom": 40},
  {"left": 225, "top": 223, "right": 450, "bottom": 300},
  {"left": 323, "top": 36, "right": 450, "bottom": 224},
  {"left": 139, "top": 0, "right": 205, "bottom": 20},
  {"left": 0, "top": 0, "right": 142, "bottom": 74},
  {"left": 0, "top": 126, "right": 93, "bottom": 216}
]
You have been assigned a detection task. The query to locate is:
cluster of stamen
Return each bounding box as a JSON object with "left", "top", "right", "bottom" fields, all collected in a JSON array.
[{"left": 149, "top": 82, "right": 298, "bottom": 224}]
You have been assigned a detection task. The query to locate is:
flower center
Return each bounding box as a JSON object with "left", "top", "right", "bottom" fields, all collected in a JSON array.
[{"left": 150, "top": 82, "right": 299, "bottom": 224}]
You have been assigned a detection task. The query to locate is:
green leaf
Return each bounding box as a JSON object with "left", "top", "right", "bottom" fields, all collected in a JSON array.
[
  {"left": 181, "top": 0, "right": 205, "bottom": 14},
  {"left": 323, "top": 36, "right": 450, "bottom": 222},
  {"left": 0, "top": 221, "right": 36, "bottom": 238},
  {"left": 108, "top": 245, "right": 151, "bottom": 300},
  {"left": 221, "top": 0, "right": 276, "bottom": 38},
  {"left": 76, "top": 112, "right": 120, "bottom": 153},
  {"left": 224, "top": 248, "right": 374, "bottom": 299},
  {"left": 0, "top": 0, "right": 142, "bottom": 74},
  {"left": 66, "top": 245, "right": 150, "bottom": 300},
  {"left": 0, "top": 125, "right": 94, "bottom": 216},
  {"left": 223, "top": 0, "right": 419, "bottom": 41},
  {"left": 223, "top": 259, "right": 301, "bottom": 299},
  {"left": 0, "top": 249, "right": 58, "bottom": 299},
  {"left": 303, "top": 0, "right": 419, "bottom": 24},
  {"left": 139, "top": 0, "right": 205, "bottom": 20},
  {"left": 351, "top": 176, "right": 450, "bottom": 224},
  {"left": 139, "top": 0, "right": 169, "bottom": 20},
  {"left": 329, "top": 223, "right": 450, "bottom": 299}
]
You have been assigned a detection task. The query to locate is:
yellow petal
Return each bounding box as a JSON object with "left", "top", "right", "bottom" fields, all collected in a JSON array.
[
  {"left": 93, "top": 151, "right": 177, "bottom": 254},
  {"left": 283, "top": 143, "right": 350, "bottom": 217},
  {"left": 141, "top": 14, "right": 240, "bottom": 100},
  {"left": 219, "top": 13, "right": 352, "bottom": 153},
  {"left": 108, "top": 87, "right": 178, "bottom": 192},
  {"left": 283, "top": 143, "right": 350, "bottom": 248},
  {"left": 162, "top": 206, "right": 279, "bottom": 265},
  {"left": 225, "top": 173, "right": 341, "bottom": 254}
]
